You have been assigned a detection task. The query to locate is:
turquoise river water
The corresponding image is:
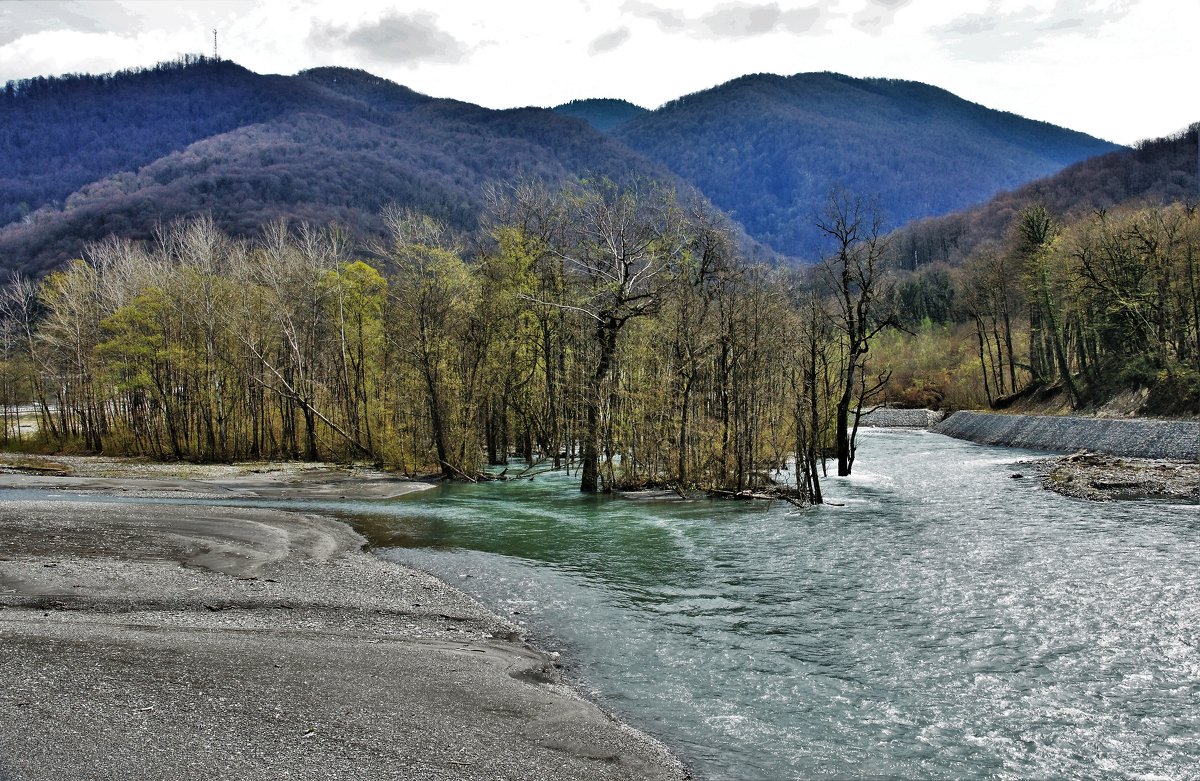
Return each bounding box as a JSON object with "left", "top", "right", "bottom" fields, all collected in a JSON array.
[
  {"left": 370, "top": 429, "right": 1200, "bottom": 780},
  {"left": 12, "top": 429, "right": 1200, "bottom": 779}
]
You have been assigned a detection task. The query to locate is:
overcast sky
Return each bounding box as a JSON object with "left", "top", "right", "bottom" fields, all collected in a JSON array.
[{"left": 0, "top": 0, "right": 1192, "bottom": 145}]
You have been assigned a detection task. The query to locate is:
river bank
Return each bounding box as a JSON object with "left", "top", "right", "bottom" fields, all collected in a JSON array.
[
  {"left": 1029, "top": 451, "right": 1200, "bottom": 502},
  {"left": 0, "top": 457, "right": 687, "bottom": 781},
  {"left": 934, "top": 410, "right": 1200, "bottom": 502},
  {"left": 933, "top": 410, "right": 1200, "bottom": 459}
]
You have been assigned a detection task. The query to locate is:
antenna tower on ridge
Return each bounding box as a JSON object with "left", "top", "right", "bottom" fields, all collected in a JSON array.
[{"left": 213, "top": 28, "right": 219, "bottom": 60}]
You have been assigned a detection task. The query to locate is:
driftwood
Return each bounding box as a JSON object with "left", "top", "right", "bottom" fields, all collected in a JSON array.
[
  {"left": 706, "top": 487, "right": 810, "bottom": 507},
  {"left": 439, "top": 460, "right": 478, "bottom": 483}
]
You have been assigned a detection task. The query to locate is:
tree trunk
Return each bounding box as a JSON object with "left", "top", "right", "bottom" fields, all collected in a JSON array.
[{"left": 581, "top": 319, "right": 618, "bottom": 493}]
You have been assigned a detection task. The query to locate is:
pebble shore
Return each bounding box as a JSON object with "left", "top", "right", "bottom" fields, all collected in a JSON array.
[{"left": 0, "top": 460, "right": 687, "bottom": 781}]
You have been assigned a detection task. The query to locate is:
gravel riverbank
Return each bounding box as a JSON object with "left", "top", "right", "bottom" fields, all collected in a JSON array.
[
  {"left": 1033, "top": 451, "right": 1200, "bottom": 502},
  {"left": 932, "top": 411, "right": 1200, "bottom": 502},
  {"left": 0, "top": 459, "right": 687, "bottom": 781}
]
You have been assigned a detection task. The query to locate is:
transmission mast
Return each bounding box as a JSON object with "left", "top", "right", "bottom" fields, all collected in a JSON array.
[{"left": 213, "top": 28, "right": 219, "bottom": 60}]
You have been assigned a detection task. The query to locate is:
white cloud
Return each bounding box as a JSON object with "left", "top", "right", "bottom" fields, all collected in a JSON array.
[
  {"left": 309, "top": 10, "right": 470, "bottom": 66},
  {"left": 0, "top": 0, "right": 1190, "bottom": 144},
  {"left": 589, "top": 27, "right": 632, "bottom": 55}
]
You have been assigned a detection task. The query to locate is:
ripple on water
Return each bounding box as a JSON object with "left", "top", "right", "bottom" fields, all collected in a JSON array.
[{"left": 376, "top": 430, "right": 1200, "bottom": 781}]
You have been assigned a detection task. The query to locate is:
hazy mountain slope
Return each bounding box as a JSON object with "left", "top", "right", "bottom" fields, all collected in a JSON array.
[
  {"left": 614, "top": 72, "right": 1122, "bottom": 259},
  {"left": 552, "top": 98, "right": 648, "bottom": 132},
  {"left": 0, "top": 60, "right": 679, "bottom": 275},
  {"left": 887, "top": 125, "right": 1200, "bottom": 269},
  {"left": 0, "top": 57, "right": 359, "bottom": 229}
]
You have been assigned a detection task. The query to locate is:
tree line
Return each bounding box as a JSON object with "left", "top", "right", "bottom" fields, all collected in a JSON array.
[
  {"left": 959, "top": 200, "right": 1200, "bottom": 414},
  {"left": 0, "top": 181, "right": 899, "bottom": 502}
]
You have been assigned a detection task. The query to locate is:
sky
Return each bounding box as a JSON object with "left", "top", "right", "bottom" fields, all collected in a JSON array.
[{"left": 0, "top": 0, "right": 1192, "bottom": 145}]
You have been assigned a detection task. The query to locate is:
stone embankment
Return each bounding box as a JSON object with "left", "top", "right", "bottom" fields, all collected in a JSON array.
[
  {"left": 858, "top": 407, "right": 947, "bottom": 428},
  {"left": 934, "top": 411, "right": 1200, "bottom": 460}
]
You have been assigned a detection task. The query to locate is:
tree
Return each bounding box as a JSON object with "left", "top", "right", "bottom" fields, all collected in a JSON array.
[
  {"left": 817, "top": 191, "right": 895, "bottom": 477},
  {"left": 1017, "top": 203, "right": 1081, "bottom": 407},
  {"left": 381, "top": 208, "right": 480, "bottom": 479},
  {"left": 528, "top": 179, "right": 694, "bottom": 492}
]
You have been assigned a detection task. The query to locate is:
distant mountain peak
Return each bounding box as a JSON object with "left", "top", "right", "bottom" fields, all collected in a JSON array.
[
  {"left": 616, "top": 71, "right": 1121, "bottom": 258},
  {"left": 551, "top": 98, "right": 648, "bottom": 133}
]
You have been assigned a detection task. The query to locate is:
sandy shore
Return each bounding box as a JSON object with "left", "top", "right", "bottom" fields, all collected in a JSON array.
[{"left": 0, "top": 458, "right": 687, "bottom": 781}]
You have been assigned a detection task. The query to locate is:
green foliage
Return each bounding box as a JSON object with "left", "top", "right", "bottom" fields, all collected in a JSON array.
[
  {"left": 873, "top": 322, "right": 990, "bottom": 410},
  {"left": 1142, "top": 366, "right": 1200, "bottom": 416},
  {"left": 946, "top": 199, "right": 1200, "bottom": 414}
]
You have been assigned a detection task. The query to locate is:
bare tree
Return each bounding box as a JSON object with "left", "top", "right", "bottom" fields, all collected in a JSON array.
[
  {"left": 543, "top": 180, "right": 692, "bottom": 492},
  {"left": 817, "top": 191, "right": 896, "bottom": 477}
]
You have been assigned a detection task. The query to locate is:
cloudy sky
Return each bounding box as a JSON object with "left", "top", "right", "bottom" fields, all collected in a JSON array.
[{"left": 0, "top": 0, "right": 1191, "bottom": 145}]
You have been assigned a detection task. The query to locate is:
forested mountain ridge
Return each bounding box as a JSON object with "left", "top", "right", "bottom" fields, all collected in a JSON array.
[
  {"left": 2, "top": 58, "right": 1126, "bottom": 275},
  {"left": 551, "top": 98, "right": 648, "bottom": 132},
  {"left": 0, "top": 58, "right": 680, "bottom": 275},
  {"left": 0, "top": 57, "right": 330, "bottom": 230},
  {"left": 613, "top": 72, "right": 1122, "bottom": 258},
  {"left": 888, "top": 125, "right": 1200, "bottom": 270}
]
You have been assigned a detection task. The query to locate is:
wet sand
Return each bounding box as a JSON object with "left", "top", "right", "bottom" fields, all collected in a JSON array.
[{"left": 0, "top": 460, "right": 687, "bottom": 781}]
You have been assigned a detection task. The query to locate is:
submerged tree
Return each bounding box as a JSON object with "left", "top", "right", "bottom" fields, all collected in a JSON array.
[
  {"left": 817, "top": 191, "right": 896, "bottom": 477},
  {"left": 8, "top": 180, "right": 930, "bottom": 499}
]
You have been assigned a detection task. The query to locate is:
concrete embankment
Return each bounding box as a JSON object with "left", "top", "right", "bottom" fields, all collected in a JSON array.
[
  {"left": 934, "top": 410, "right": 1200, "bottom": 460},
  {"left": 859, "top": 407, "right": 946, "bottom": 428}
]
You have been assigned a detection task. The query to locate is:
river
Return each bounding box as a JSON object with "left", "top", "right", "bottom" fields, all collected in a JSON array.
[
  {"left": 368, "top": 429, "right": 1199, "bottom": 780},
  {"left": 7, "top": 429, "right": 1197, "bottom": 779}
]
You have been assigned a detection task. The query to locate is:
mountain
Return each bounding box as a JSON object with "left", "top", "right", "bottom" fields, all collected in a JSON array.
[
  {"left": 0, "top": 58, "right": 679, "bottom": 275},
  {"left": 612, "top": 72, "right": 1122, "bottom": 259},
  {"left": 887, "top": 124, "right": 1200, "bottom": 270},
  {"left": 552, "top": 98, "right": 648, "bottom": 132},
  {"left": 2, "top": 59, "right": 1127, "bottom": 275}
]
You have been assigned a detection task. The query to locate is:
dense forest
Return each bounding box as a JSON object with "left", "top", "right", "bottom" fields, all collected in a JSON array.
[
  {"left": 889, "top": 125, "right": 1200, "bottom": 271},
  {"left": 1, "top": 58, "right": 1120, "bottom": 276},
  {"left": 3, "top": 174, "right": 1197, "bottom": 507},
  {"left": 0, "top": 58, "right": 682, "bottom": 276},
  {"left": 614, "top": 72, "right": 1121, "bottom": 258},
  {"left": 0, "top": 181, "right": 909, "bottom": 502},
  {"left": 552, "top": 99, "right": 648, "bottom": 132}
]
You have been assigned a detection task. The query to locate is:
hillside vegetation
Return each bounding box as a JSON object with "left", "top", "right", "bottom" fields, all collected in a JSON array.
[
  {"left": 0, "top": 58, "right": 676, "bottom": 275},
  {"left": 614, "top": 72, "right": 1120, "bottom": 258},
  {"left": 552, "top": 98, "right": 648, "bottom": 132},
  {"left": 889, "top": 125, "right": 1200, "bottom": 271},
  {"left": 2, "top": 59, "right": 1121, "bottom": 275}
]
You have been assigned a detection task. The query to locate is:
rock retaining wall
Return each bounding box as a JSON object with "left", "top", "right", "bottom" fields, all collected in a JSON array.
[
  {"left": 859, "top": 408, "right": 947, "bottom": 428},
  {"left": 934, "top": 411, "right": 1200, "bottom": 460}
]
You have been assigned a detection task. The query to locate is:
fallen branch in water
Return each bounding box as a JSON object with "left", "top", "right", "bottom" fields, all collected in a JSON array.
[{"left": 706, "top": 487, "right": 811, "bottom": 507}]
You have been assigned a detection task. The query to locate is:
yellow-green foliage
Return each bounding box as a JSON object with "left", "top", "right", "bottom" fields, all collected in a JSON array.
[{"left": 872, "top": 321, "right": 991, "bottom": 410}]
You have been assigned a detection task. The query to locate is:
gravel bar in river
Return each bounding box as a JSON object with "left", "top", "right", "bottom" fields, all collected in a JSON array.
[{"left": 0, "top": 461, "right": 686, "bottom": 781}]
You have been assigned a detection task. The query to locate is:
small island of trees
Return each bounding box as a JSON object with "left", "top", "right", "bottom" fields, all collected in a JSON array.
[{"left": 2, "top": 177, "right": 1198, "bottom": 503}]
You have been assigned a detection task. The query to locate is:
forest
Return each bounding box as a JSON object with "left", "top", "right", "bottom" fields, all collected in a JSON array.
[
  {"left": 888, "top": 125, "right": 1200, "bottom": 271},
  {"left": 613, "top": 72, "right": 1119, "bottom": 258},
  {"left": 2, "top": 177, "right": 1197, "bottom": 504},
  {"left": 1, "top": 57, "right": 1121, "bottom": 276},
  {"left": 0, "top": 57, "right": 674, "bottom": 276}
]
